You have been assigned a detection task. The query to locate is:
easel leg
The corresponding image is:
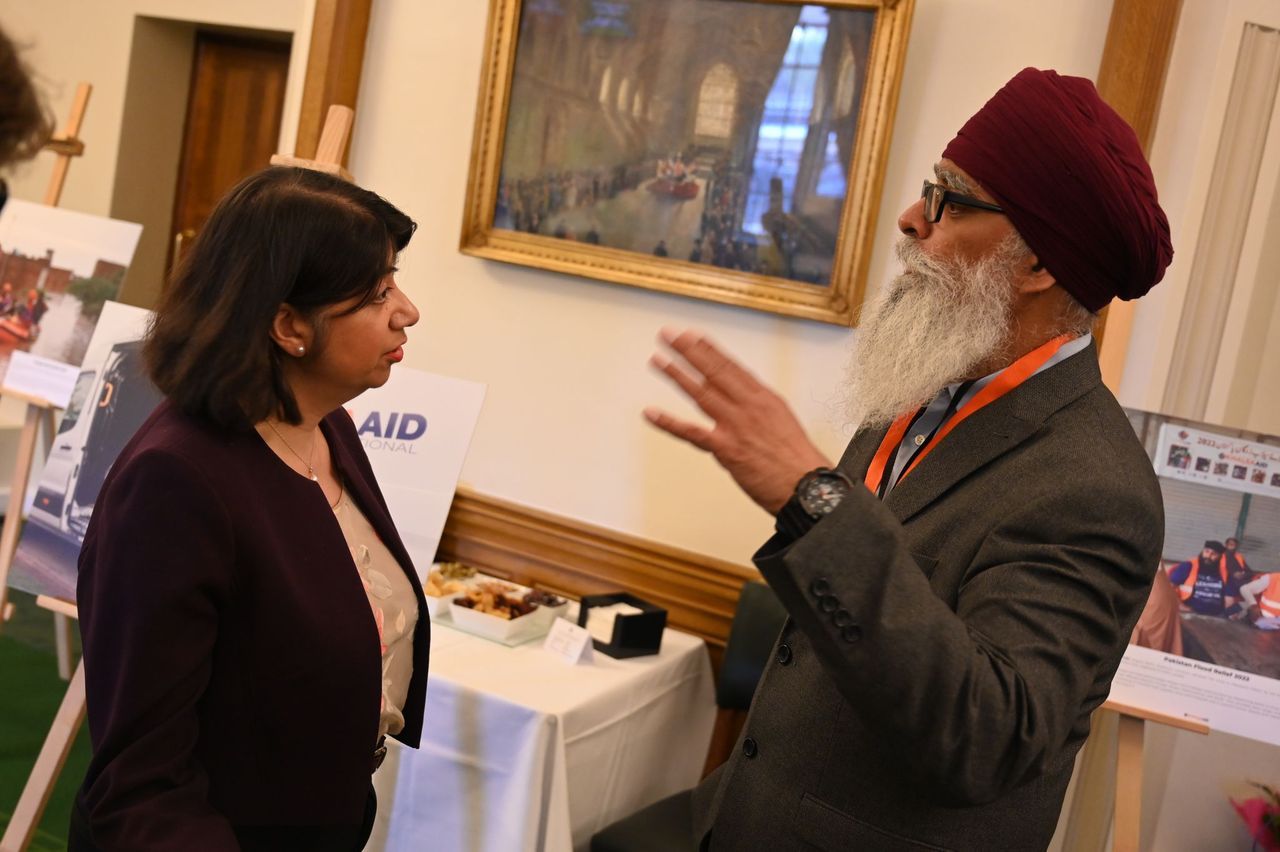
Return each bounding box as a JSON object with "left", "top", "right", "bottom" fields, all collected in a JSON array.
[
  {"left": 0, "top": 405, "right": 46, "bottom": 635},
  {"left": 35, "top": 408, "right": 71, "bottom": 680},
  {"left": 54, "top": 613, "right": 74, "bottom": 681},
  {"left": 0, "top": 660, "right": 87, "bottom": 852},
  {"left": 1114, "top": 714, "right": 1145, "bottom": 852}
]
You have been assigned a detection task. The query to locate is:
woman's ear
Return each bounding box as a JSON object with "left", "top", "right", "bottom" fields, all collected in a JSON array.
[{"left": 268, "top": 304, "right": 313, "bottom": 358}]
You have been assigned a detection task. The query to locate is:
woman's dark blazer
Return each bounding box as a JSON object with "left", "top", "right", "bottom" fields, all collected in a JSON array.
[{"left": 72, "top": 401, "right": 430, "bottom": 850}]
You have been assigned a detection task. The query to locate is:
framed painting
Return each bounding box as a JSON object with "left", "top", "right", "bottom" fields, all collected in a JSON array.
[{"left": 460, "top": 0, "right": 915, "bottom": 325}]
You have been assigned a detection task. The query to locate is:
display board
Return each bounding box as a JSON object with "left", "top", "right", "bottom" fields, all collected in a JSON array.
[
  {"left": 7, "top": 302, "right": 156, "bottom": 602},
  {"left": 0, "top": 200, "right": 142, "bottom": 407},
  {"left": 1109, "top": 408, "right": 1280, "bottom": 746},
  {"left": 345, "top": 367, "right": 486, "bottom": 577}
]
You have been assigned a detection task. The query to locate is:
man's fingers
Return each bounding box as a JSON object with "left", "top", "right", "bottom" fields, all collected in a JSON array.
[
  {"left": 649, "top": 352, "right": 729, "bottom": 419},
  {"left": 642, "top": 407, "right": 716, "bottom": 451},
  {"left": 659, "top": 327, "right": 759, "bottom": 398}
]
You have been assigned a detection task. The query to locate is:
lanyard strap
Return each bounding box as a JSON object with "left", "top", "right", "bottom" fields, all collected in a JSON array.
[
  {"left": 863, "top": 334, "right": 1074, "bottom": 495},
  {"left": 875, "top": 380, "right": 974, "bottom": 500}
]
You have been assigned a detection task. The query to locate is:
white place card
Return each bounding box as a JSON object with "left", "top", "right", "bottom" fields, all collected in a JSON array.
[{"left": 543, "top": 618, "right": 594, "bottom": 665}]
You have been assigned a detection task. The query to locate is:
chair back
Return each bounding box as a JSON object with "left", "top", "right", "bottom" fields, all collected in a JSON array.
[{"left": 716, "top": 581, "right": 788, "bottom": 710}]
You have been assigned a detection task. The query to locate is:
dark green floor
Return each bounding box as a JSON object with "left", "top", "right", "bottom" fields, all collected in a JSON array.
[{"left": 0, "top": 590, "right": 91, "bottom": 852}]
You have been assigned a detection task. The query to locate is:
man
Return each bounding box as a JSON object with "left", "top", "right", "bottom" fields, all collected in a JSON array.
[
  {"left": 643, "top": 69, "right": 1171, "bottom": 850},
  {"left": 1223, "top": 536, "right": 1250, "bottom": 584},
  {"left": 1237, "top": 564, "right": 1280, "bottom": 625},
  {"left": 1168, "top": 541, "right": 1238, "bottom": 617},
  {"left": 1132, "top": 568, "right": 1183, "bottom": 655}
]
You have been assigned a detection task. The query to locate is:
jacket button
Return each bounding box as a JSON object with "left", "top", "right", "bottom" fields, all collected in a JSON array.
[
  {"left": 743, "top": 737, "right": 758, "bottom": 758},
  {"left": 776, "top": 643, "right": 793, "bottom": 665},
  {"left": 841, "top": 625, "right": 863, "bottom": 643},
  {"left": 810, "top": 577, "right": 831, "bottom": 597},
  {"left": 819, "top": 594, "right": 839, "bottom": 613},
  {"left": 833, "top": 609, "right": 853, "bottom": 627}
]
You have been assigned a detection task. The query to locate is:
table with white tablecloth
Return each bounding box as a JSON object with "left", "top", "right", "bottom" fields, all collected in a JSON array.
[{"left": 366, "top": 619, "right": 717, "bottom": 852}]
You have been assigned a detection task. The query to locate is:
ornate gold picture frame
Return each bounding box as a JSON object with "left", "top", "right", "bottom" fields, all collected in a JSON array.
[{"left": 461, "top": 0, "right": 915, "bottom": 325}]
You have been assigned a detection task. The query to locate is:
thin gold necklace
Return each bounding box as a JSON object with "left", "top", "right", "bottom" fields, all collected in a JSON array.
[{"left": 265, "top": 420, "right": 318, "bottom": 482}]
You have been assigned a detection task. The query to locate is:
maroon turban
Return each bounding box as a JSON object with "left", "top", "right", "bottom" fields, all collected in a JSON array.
[{"left": 942, "top": 68, "right": 1173, "bottom": 312}]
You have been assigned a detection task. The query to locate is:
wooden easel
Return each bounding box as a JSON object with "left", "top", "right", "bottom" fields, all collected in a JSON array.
[
  {"left": 270, "top": 103, "right": 355, "bottom": 181},
  {"left": 0, "top": 104, "right": 354, "bottom": 852},
  {"left": 1082, "top": 699, "right": 1210, "bottom": 852},
  {"left": 0, "top": 84, "right": 93, "bottom": 688}
]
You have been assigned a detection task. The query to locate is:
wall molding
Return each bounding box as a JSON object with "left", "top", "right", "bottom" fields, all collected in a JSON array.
[{"left": 438, "top": 487, "right": 757, "bottom": 655}]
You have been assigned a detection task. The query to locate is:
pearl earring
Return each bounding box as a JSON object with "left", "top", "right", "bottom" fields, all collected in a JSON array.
[{"left": 297, "top": 346, "right": 305, "bottom": 355}]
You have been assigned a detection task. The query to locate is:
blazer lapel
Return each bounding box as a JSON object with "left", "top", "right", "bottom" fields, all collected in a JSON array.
[
  {"left": 863, "top": 345, "right": 1105, "bottom": 524},
  {"left": 323, "top": 416, "right": 421, "bottom": 588}
]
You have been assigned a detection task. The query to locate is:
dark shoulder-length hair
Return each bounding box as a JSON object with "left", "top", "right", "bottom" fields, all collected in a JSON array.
[
  {"left": 0, "top": 27, "right": 52, "bottom": 167},
  {"left": 144, "top": 166, "right": 415, "bottom": 430}
]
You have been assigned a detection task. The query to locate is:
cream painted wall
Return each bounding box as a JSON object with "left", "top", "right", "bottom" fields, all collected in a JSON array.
[
  {"left": 1120, "top": 0, "right": 1280, "bottom": 438},
  {"left": 0, "top": 0, "right": 312, "bottom": 217},
  {"left": 1119, "top": 0, "right": 1228, "bottom": 412},
  {"left": 0, "top": 0, "right": 313, "bottom": 431},
  {"left": 350, "top": 0, "right": 1114, "bottom": 564}
]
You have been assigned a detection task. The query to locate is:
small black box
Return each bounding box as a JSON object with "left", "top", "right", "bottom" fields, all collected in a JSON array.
[{"left": 577, "top": 593, "right": 667, "bottom": 658}]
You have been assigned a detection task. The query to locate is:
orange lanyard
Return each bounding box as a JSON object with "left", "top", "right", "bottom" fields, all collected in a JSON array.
[{"left": 863, "top": 334, "right": 1074, "bottom": 495}]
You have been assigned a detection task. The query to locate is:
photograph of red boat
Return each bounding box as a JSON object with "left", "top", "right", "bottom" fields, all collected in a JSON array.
[{"left": 0, "top": 199, "right": 140, "bottom": 386}]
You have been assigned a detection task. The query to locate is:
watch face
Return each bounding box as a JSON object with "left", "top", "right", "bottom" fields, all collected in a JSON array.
[{"left": 800, "top": 472, "right": 851, "bottom": 516}]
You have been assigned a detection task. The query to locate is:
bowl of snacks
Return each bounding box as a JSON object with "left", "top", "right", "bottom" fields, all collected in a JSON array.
[
  {"left": 448, "top": 580, "right": 547, "bottom": 645},
  {"left": 422, "top": 562, "right": 480, "bottom": 619},
  {"left": 524, "top": 589, "right": 570, "bottom": 628}
]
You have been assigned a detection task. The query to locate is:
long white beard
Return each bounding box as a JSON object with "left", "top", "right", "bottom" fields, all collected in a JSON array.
[{"left": 844, "top": 236, "right": 1023, "bottom": 431}]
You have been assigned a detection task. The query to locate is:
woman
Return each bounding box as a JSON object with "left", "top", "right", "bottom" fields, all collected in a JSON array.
[{"left": 71, "top": 167, "right": 428, "bottom": 851}]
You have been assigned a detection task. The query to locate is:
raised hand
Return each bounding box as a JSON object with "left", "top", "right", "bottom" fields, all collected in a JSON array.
[{"left": 644, "top": 327, "right": 831, "bottom": 514}]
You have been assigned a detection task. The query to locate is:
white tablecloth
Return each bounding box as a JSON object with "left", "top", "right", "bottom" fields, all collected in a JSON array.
[{"left": 366, "top": 619, "right": 716, "bottom": 852}]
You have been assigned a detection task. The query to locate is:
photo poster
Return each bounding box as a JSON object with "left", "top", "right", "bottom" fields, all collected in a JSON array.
[
  {"left": 9, "top": 301, "right": 158, "bottom": 603},
  {"left": 0, "top": 199, "right": 143, "bottom": 407},
  {"left": 345, "top": 367, "right": 486, "bottom": 581},
  {"left": 1108, "top": 408, "right": 1280, "bottom": 746}
]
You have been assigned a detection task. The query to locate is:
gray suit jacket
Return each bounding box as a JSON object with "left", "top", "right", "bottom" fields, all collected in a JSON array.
[{"left": 693, "top": 346, "right": 1163, "bottom": 851}]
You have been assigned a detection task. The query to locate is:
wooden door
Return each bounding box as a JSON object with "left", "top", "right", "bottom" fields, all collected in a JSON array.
[{"left": 169, "top": 32, "right": 290, "bottom": 273}]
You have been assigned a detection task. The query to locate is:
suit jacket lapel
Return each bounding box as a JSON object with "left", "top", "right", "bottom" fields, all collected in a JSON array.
[
  {"left": 838, "top": 423, "right": 884, "bottom": 477},
  {"left": 843, "top": 346, "right": 1104, "bottom": 525}
]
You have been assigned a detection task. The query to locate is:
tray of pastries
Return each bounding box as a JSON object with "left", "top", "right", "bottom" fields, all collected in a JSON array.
[
  {"left": 422, "top": 561, "right": 482, "bottom": 619},
  {"left": 445, "top": 576, "right": 570, "bottom": 645}
]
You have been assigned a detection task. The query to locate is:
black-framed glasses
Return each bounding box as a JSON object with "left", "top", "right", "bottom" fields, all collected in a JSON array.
[{"left": 920, "top": 180, "right": 1004, "bottom": 223}]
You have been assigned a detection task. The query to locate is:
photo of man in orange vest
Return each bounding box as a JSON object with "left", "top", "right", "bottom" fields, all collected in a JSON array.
[
  {"left": 1238, "top": 567, "right": 1280, "bottom": 625},
  {"left": 1167, "top": 540, "right": 1241, "bottom": 617}
]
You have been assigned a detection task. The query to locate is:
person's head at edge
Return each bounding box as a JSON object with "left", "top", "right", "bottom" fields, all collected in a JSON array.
[
  {"left": 0, "top": 26, "right": 51, "bottom": 170},
  {"left": 847, "top": 67, "right": 1173, "bottom": 430},
  {"left": 144, "top": 166, "right": 419, "bottom": 431}
]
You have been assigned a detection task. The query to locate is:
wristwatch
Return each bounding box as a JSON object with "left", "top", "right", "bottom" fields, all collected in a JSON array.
[{"left": 775, "top": 467, "right": 855, "bottom": 539}]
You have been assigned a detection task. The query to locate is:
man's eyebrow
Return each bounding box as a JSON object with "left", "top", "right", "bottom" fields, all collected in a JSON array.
[{"left": 933, "top": 163, "right": 976, "bottom": 195}]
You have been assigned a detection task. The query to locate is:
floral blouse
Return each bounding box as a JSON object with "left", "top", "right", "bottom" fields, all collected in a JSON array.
[{"left": 332, "top": 489, "right": 419, "bottom": 741}]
